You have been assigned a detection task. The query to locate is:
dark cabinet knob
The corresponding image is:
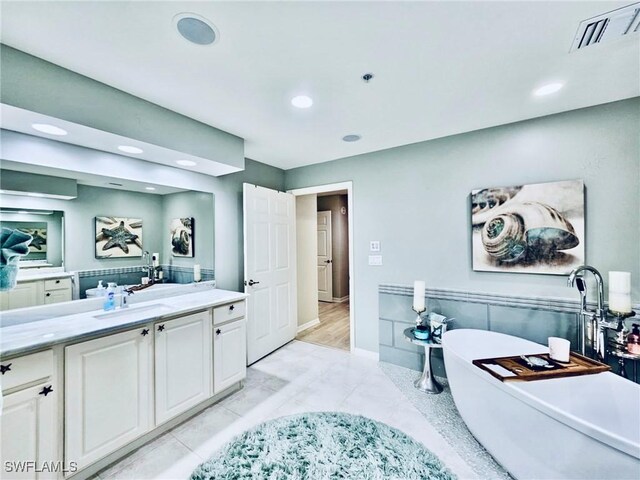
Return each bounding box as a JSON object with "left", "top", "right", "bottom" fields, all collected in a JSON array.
[
  {"left": 55, "top": 280, "right": 60, "bottom": 284},
  {"left": 39, "top": 385, "right": 53, "bottom": 396},
  {"left": 141, "top": 329, "right": 149, "bottom": 336},
  {"left": 0, "top": 363, "right": 12, "bottom": 375},
  {"left": 46, "top": 293, "right": 51, "bottom": 297},
  {"left": 229, "top": 305, "right": 235, "bottom": 311},
  {"left": 216, "top": 329, "right": 221, "bottom": 336},
  {"left": 157, "top": 324, "right": 165, "bottom": 332}
]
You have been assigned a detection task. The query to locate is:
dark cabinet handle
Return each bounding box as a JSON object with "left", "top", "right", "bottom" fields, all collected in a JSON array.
[
  {"left": 141, "top": 329, "right": 149, "bottom": 336},
  {"left": 39, "top": 385, "right": 53, "bottom": 397},
  {"left": 229, "top": 305, "right": 235, "bottom": 311},
  {"left": 216, "top": 329, "right": 221, "bottom": 336},
  {"left": 0, "top": 363, "right": 12, "bottom": 375},
  {"left": 157, "top": 324, "right": 165, "bottom": 332},
  {"left": 46, "top": 292, "right": 51, "bottom": 297}
]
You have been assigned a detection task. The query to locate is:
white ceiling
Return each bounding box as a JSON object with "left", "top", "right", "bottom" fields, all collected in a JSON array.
[{"left": 1, "top": 1, "right": 638, "bottom": 171}]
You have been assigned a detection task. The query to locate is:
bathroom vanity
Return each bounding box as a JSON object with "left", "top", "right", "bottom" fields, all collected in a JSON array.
[
  {"left": 0, "top": 285, "right": 247, "bottom": 479},
  {"left": 0, "top": 270, "right": 73, "bottom": 311}
]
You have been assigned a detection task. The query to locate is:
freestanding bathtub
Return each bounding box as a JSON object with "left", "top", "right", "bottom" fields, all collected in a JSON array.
[{"left": 442, "top": 329, "right": 640, "bottom": 480}]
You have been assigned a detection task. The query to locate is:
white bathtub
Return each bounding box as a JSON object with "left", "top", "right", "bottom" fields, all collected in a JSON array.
[{"left": 442, "top": 329, "right": 640, "bottom": 480}]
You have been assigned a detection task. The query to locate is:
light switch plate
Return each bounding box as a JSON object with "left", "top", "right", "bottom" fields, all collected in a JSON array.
[
  {"left": 368, "top": 255, "right": 383, "bottom": 266},
  {"left": 370, "top": 241, "right": 381, "bottom": 252}
]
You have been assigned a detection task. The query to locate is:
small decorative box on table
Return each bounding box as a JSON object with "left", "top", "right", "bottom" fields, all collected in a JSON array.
[{"left": 473, "top": 352, "right": 610, "bottom": 382}]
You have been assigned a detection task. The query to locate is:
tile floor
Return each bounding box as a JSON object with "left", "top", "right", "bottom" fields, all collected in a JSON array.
[{"left": 96, "top": 341, "right": 488, "bottom": 480}]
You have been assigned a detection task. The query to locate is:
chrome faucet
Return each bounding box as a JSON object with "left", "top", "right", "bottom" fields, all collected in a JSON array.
[
  {"left": 142, "top": 251, "right": 154, "bottom": 283},
  {"left": 568, "top": 265, "right": 607, "bottom": 360}
]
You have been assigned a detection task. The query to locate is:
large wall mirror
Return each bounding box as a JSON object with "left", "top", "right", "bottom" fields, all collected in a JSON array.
[
  {"left": 0, "top": 208, "right": 65, "bottom": 267},
  {"left": 1, "top": 167, "right": 215, "bottom": 300}
]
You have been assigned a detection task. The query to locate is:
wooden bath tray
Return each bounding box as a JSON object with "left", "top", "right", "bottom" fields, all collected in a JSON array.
[{"left": 472, "top": 352, "right": 610, "bottom": 382}]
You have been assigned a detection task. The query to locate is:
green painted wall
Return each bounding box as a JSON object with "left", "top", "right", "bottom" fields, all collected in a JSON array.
[{"left": 286, "top": 98, "right": 640, "bottom": 353}]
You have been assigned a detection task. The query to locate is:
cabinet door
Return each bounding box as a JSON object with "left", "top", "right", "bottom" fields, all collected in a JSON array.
[
  {"left": 213, "top": 319, "right": 247, "bottom": 394},
  {"left": 7, "top": 282, "right": 41, "bottom": 309},
  {"left": 43, "top": 288, "right": 71, "bottom": 305},
  {"left": 155, "top": 311, "right": 212, "bottom": 425},
  {"left": 65, "top": 327, "right": 152, "bottom": 471},
  {"left": 0, "top": 382, "right": 57, "bottom": 480}
]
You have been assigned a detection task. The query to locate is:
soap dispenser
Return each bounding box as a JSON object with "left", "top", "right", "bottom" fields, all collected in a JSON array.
[
  {"left": 103, "top": 282, "right": 117, "bottom": 311},
  {"left": 627, "top": 324, "right": 640, "bottom": 355},
  {"left": 96, "top": 280, "right": 105, "bottom": 297}
]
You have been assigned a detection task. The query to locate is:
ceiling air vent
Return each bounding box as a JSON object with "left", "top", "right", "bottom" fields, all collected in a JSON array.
[{"left": 570, "top": 2, "right": 640, "bottom": 52}]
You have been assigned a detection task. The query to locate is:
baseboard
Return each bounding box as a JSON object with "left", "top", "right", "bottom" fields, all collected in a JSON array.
[
  {"left": 353, "top": 347, "right": 379, "bottom": 361},
  {"left": 332, "top": 295, "right": 350, "bottom": 303},
  {"left": 297, "top": 318, "right": 320, "bottom": 333}
]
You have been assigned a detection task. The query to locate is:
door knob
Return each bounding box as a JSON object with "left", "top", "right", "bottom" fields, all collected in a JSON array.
[
  {"left": 246, "top": 279, "right": 260, "bottom": 286},
  {"left": 325, "top": 260, "right": 332, "bottom": 264}
]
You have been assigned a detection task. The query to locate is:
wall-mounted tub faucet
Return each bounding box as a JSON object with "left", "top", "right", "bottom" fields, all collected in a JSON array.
[{"left": 568, "top": 265, "right": 607, "bottom": 360}]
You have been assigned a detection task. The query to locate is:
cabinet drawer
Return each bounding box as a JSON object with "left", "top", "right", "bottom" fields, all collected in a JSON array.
[
  {"left": 44, "top": 277, "right": 72, "bottom": 291},
  {"left": 213, "top": 301, "right": 245, "bottom": 325},
  {"left": 1, "top": 350, "right": 54, "bottom": 391}
]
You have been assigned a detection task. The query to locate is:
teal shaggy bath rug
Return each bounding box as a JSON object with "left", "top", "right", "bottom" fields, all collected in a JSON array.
[{"left": 190, "top": 412, "right": 457, "bottom": 480}]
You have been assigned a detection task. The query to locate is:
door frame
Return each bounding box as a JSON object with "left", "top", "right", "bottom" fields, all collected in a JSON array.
[{"left": 288, "top": 181, "right": 354, "bottom": 353}]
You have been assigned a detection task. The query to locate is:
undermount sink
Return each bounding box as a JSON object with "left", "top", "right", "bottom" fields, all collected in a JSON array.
[{"left": 93, "top": 303, "right": 174, "bottom": 320}]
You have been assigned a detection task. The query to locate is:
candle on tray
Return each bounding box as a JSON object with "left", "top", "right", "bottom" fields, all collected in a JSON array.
[
  {"left": 413, "top": 280, "right": 426, "bottom": 312},
  {"left": 194, "top": 264, "right": 201, "bottom": 283},
  {"left": 609, "top": 271, "right": 632, "bottom": 313}
]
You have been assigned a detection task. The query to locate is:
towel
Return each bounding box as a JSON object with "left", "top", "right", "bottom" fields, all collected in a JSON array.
[
  {"left": 1, "top": 227, "right": 32, "bottom": 265},
  {"left": 0, "top": 227, "right": 33, "bottom": 291}
]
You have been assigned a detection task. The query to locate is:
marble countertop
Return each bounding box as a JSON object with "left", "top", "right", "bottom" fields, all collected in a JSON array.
[
  {"left": 17, "top": 271, "right": 74, "bottom": 281},
  {"left": 0, "top": 288, "right": 248, "bottom": 359}
]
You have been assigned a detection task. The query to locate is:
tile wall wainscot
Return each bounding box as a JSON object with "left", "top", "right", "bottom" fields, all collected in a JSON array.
[
  {"left": 76, "top": 266, "right": 215, "bottom": 298},
  {"left": 379, "top": 283, "right": 640, "bottom": 384}
]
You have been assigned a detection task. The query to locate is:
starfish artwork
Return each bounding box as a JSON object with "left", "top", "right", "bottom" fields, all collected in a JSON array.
[
  {"left": 95, "top": 217, "right": 143, "bottom": 258},
  {"left": 28, "top": 230, "right": 47, "bottom": 251}
]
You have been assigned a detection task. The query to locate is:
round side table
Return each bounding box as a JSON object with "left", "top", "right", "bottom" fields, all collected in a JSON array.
[{"left": 403, "top": 327, "right": 443, "bottom": 394}]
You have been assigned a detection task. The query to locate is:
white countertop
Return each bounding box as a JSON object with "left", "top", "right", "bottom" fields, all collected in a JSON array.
[
  {"left": 17, "top": 271, "right": 74, "bottom": 282},
  {"left": 0, "top": 287, "right": 247, "bottom": 358}
]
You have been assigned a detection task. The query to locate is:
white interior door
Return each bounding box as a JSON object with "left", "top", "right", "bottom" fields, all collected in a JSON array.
[
  {"left": 244, "top": 183, "right": 297, "bottom": 365},
  {"left": 317, "top": 210, "right": 333, "bottom": 303}
]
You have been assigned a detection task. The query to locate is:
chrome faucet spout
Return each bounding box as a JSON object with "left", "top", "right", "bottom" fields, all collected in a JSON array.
[{"left": 568, "top": 265, "right": 606, "bottom": 360}]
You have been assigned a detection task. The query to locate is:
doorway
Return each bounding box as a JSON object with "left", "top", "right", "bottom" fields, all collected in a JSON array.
[{"left": 290, "top": 183, "right": 353, "bottom": 352}]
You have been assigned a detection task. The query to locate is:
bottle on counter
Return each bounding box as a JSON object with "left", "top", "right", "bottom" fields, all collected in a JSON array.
[
  {"left": 96, "top": 280, "right": 105, "bottom": 297},
  {"left": 103, "top": 282, "right": 117, "bottom": 311},
  {"left": 627, "top": 324, "right": 640, "bottom": 355}
]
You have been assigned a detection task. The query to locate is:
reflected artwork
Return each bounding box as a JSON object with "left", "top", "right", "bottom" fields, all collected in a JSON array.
[
  {"left": 471, "top": 179, "right": 584, "bottom": 275},
  {"left": 19, "top": 228, "right": 47, "bottom": 253},
  {"left": 170, "top": 217, "right": 194, "bottom": 257},
  {"left": 95, "top": 217, "right": 143, "bottom": 258}
]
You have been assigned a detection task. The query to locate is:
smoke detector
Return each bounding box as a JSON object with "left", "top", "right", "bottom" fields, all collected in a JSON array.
[{"left": 570, "top": 2, "right": 640, "bottom": 52}]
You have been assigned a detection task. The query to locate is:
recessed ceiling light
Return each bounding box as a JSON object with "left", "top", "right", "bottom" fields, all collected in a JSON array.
[
  {"left": 145, "top": 186, "right": 156, "bottom": 191},
  {"left": 174, "top": 13, "right": 219, "bottom": 45},
  {"left": 291, "top": 95, "right": 313, "bottom": 109},
  {"left": 118, "top": 145, "right": 144, "bottom": 154},
  {"left": 32, "top": 123, "right": 67, "bottom": 136},
  {"left": 533, "top": 82, "right": 564, "bottom": 96},
  {"left": 176, "top": 159, "right": 197, "bottom": 167},
  {"left": 342, "top": 134, "right": 361, "bottom": 142}
]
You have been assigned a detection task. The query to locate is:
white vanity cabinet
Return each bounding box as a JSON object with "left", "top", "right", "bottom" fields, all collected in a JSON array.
[
  {"left": 65, "top": 326, "right": 153, "bottom": 472},
  {"left": 0, "top": 350, "right": 58, "bottom": 480},
  {"left": 154, "top": 311, "right": 212, "bottom": 425},
  {"left": 0, "top": 276, "right": 72, "bottom": 311},
  {"left": 212, "top": 301, "right": 247, "bottom": 394}
]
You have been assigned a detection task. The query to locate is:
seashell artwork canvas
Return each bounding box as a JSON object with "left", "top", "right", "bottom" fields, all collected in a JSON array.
[
  {"left": 471, "top": 179, "right": 584, "bottom": 274},
  {"left": 170, "top": 217, "right": 194, "bottom": 257}
]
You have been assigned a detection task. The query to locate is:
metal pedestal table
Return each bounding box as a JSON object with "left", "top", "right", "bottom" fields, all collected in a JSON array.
[{"left": 403, "top": 327, "right": 443, "bottom": 394}]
